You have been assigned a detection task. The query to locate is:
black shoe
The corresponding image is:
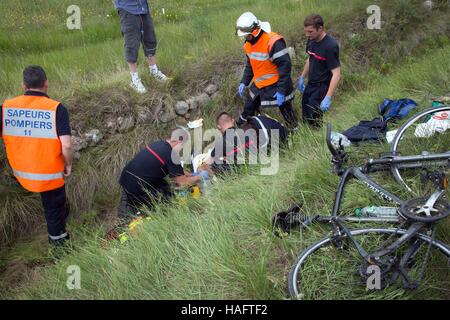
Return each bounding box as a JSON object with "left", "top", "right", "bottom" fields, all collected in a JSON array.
[
  {"left": 48, "top": 233, "right": 72, "bottom": 260},
  {"left": 48, "top": 232, "right": 70, "bottom": 246}
]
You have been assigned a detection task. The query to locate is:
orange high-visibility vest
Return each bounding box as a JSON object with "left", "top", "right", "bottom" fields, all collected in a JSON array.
[
  {"left": 2, "top": 94, "right": 65, "bottom": 192},
  {"left": 244, "top": 31, "right": 284, "bottom": 89}
]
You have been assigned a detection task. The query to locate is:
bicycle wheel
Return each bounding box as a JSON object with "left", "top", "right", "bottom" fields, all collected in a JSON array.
[
  {"left": 288, "top": 228, "right": 450, "bottom": 299},
  {"left": 390, "top": 106, "right": 450, "bottom": 194}
]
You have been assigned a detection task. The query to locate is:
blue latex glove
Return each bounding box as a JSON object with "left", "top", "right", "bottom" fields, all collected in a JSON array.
[
  {"left": 320, "top": 96, "right": 332, "bottom": 112},
  {"left": 193, "top": 170, "right": 209, "bottom": 181},
  {"left": 297, "top": 76, "right": 306, "bottom": 93},
  {"left": 238, "top": 83, "right": 245, "bottom": 97},
  {"left": 274, "top": 92, "right": 285, "bottom": 106}
]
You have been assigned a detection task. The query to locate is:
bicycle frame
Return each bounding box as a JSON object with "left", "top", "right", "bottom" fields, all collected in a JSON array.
[
  {"left": 330, "top": 152, "right": 450, "bottom": 219},
  {"left": 316, "top": 124, "right": 450, "bottom": 270}
]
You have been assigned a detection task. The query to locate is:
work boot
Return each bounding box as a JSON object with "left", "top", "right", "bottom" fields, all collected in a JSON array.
[{"left": 48, "top": 233, "right": 72, "bottom": 261}]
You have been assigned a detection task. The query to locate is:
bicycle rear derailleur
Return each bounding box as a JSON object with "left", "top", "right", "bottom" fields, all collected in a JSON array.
[{"left": 358, "top": 256, "right": 419, "bottom": 291}]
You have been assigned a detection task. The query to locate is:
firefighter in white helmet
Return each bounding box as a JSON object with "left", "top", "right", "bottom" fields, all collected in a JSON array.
[{"left": 235, "top": 12, "right": 297, "bottom": 129}]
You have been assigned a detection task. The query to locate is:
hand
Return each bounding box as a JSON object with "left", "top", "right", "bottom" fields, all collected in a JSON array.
[
  {"left": 274, "top": 92, "right": 285, "bottom": 107},
  {"left": 184, "top": 171, "right": 193, "bottom": 177},
  {"left": 320, "top": 96, "right": 332, "bottom": 112},
  {"left": 297, "top": 76, "right": 306, "bottom": 93},
  {"left": 64, "top": 165, "right": 72, "bottom": 177},
  {"left": 238, "top": 83, "right": 245, "bottom": 97},
  {"left": 197, "top": 163, "right": 210, "bottom": 172},
  {"left": 193, "top": 170, "right": 209, "bottom": 181}
]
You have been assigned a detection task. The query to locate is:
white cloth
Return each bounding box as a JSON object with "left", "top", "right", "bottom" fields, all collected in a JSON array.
[
  {"left": 414, "top": 111, "right": 450, "bottom": 138},
  {"left": 331, "top": 131, "right": 351, "bottom": 148}
]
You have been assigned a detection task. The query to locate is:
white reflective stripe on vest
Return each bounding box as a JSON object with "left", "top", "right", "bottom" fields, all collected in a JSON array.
[
  {"left": 252, "top": 116, "right": 269, "bottom": 148},
  {"left": 2, "top": 107, "right": 57, "bottom": 139},
  {"left": 261, "top": 91, "right": 295, "bottom": 106},
  {"left": 247, "top": 52, "right": 269, "bottom": 61},
  {"left": 255, "top": 73, "right": 277, "bottom": 84},
  {"left": 13, "top": 169, "right": 64, "bottom": 181},
  {"left": 270, "top": 48, "right": 289, "bottom": 61}
]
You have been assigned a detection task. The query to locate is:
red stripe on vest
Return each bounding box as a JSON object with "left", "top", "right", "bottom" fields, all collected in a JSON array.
[
  {"left": 225, "top": 140, "right": 255, "bottom": 157},
  {"left": 146, "top": 146, "right": 166, "bottom": 165}
]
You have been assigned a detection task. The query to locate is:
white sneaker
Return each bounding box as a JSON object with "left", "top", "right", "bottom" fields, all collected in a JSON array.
[
  {"left": 130, "top": 77, "right": 146, "bottom": 93},
  {"left": 151, "top": 69, "right": 169, "bottom": 82}
]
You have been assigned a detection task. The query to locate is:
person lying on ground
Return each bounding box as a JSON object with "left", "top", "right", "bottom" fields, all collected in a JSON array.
[{"left": 244, "top": 113, "right": 289, "bottom": 149}]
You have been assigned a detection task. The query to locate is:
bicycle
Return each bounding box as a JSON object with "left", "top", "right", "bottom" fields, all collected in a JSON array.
[{"left": 283, "top": 105, "right": 450, "bottom": 299}]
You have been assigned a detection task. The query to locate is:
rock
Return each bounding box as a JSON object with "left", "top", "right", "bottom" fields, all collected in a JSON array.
[
  {"left": 423, "top": 0, "right": 433, "bottom": 10},
  {"left": 117, "top": 116, "right": 135, "bottom": 133},
  {"left": 195, "top": 93, "right": 211, "bottom": 108},
  {"left": 158, "top": 99, "right": 176, "bottom": 123},
  {"left": 174, "top": 100, "right": 189, "bottom": 115},
  {"left": 185, "top": 113, "right": 191, "bottom": 120},
  {"left": 211, "top": 92, "right": 220, "bottom": 100},
  {"left": 106, "top": 119, "right": 118, "bottom": 133},
  {"left": 74, "top": 151, "right": 81, "bottom": 160},
  {"left": 205, "top": 84, "right": 218, "bottom": 96},
  {"left": 175, "top": 116, "right": 188, "bottom": 126},
  {"left": 72, "top": 136, "right": 87, "bottom": 152},
  {"left": 186, "top": 97, "right": 198, "bottom": 111},
  {"left": 84, "top": 129, "right": 103, "bottom": 147},
  {"left": 135, "top": 106, "right": 152, "bottom": 124}
]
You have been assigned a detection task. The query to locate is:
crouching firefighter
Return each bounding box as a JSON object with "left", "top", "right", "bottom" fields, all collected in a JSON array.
[
  {"left": 118, "top": 128, "right": 209, "bottom": 219},
  {"left": 0, "top": 65, "right": 74, "bottom": 246},
  {"left": 235, "top": 12, "right": 298, "bottom": 129}
]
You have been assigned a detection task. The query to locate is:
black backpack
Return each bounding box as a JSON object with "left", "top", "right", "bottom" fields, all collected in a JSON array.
[{"left": 342, "top": 118, "right": 387, "bottom": 143}]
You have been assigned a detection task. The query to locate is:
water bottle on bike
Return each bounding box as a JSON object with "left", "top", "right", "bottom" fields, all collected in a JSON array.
[{"left": 354, "top": 206, "right": 398, "bottom": 218}]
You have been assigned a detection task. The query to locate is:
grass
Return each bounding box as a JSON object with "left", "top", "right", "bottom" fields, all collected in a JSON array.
[
  {"left": 0, "top": 0, "right": 449, "bottom": 299},
  {"left": 5, "top": 45, "right": 450, "bottom": 299}
]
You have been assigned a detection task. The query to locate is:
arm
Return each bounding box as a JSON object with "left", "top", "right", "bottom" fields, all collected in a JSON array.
[
  {"left": 301, "top": 58, "right": 310, "bottom": 78},
  {"left": 325, "top": 67, "right": 341, "bottom": 98},
  {"left": 174, "top": 174, "right": 202, "bottom": 187},
  {"left": 271, "top": 39, "right": 291, "bottom": 95},
  {"left": 241, "top": 56, "right": 254, "bottom": 86},
  {"left": 60, "top": 135, "right": 74, "bottom": 177}
]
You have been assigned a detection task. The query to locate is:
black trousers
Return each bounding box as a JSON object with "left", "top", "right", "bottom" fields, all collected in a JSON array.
[
  {"left": 118, "top": 180, "right": 173, "bottom": 218},
  {"left": 239, "top": 95, "right": 298, "bottom": 129},
  {"left": 40, "top": 186, "right": 69, "bottom": 240},
  {"left": 301, "top": 81, "right": 330, "bottom": 128}
]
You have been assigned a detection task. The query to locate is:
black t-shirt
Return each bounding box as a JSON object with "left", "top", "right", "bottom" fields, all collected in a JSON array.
[
  {"left": 119, "top": 140, "right": 184, "bottom": 193},
  {"left": 0, "top": 91, "right": 71, "bottom": 136},
  {"left": 306, "top": 34, "right": 340, "bottom": 84},
  {"left": 249, "top": 115, "right": 288, "bottom": 145}
]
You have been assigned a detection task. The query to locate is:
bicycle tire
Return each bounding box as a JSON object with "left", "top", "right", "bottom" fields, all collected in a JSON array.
[
  {"left": 288, "top": 227, "right": 450, "bottom": 299},
  {"left": 389, "top": 106, "right": 450, "bottom": 192}
]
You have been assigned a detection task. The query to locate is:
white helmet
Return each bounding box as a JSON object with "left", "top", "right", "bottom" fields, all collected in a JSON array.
[{"left": 235, "top": 12, "right": 260, "bottom": 37}]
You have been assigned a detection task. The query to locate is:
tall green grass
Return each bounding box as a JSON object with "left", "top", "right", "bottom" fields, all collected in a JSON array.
[
  {"left": 1, "top": 0, "right": 449, "bottom": 298},
  {"left": 8, "top": 46, "right": 450, "bottom": 299}
]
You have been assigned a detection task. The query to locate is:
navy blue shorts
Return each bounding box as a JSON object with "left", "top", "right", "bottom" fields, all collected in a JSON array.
[{"left": 118, "top": 9, "right": 157, "bottom": 63}]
